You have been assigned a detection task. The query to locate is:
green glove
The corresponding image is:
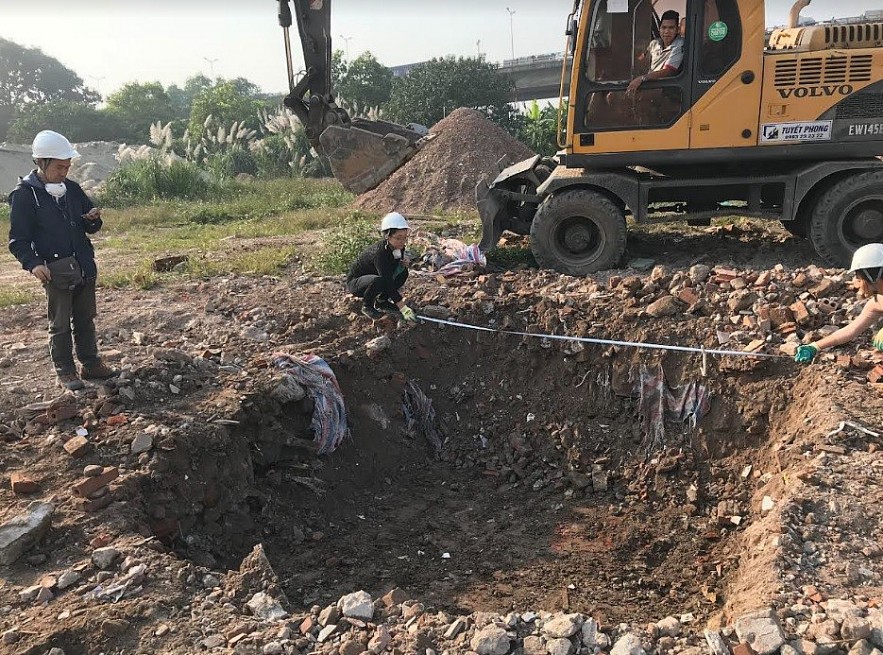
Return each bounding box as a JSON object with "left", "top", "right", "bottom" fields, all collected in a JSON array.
[
  {"left": 874, "top": 327, "right": 883, "bottom": 351},
  {"left": 400, "top": 305, "right": 417, "bottom": 323},
  {"left": 794, "top": 344, "right": 819, "bottom": 364}
]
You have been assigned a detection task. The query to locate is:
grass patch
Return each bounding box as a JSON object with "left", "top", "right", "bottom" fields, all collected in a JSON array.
[
  {"left": 101, "top": 158, "right": 227, "bottom": 206},
  {"left": 0, "top": 286, "right": 36, "bottom": 308},
  {"left": 486, "top": 245, "right": 537, "bottom": 268},
  {"left": 314, "top": 215, "right": 379, "bottom": 274}
]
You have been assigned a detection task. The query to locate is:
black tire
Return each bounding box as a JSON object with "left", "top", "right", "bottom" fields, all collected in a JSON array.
[
  {"left": 530, "top": 189, "right": 627, "bottom": 275},
  {"left": 810, "top": 170, "right": 883, "bottom": 267}
]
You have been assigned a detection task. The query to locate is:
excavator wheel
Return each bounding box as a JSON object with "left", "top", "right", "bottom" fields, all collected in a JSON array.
[
  {"left": 530, "top": 189, "right": 627, "bottom": 276},
  {"left": 810, "top": 170, "right": 883, "bottom": 268}
]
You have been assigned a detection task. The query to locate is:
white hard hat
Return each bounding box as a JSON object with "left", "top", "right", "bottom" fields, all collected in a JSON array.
[
  {"left": 848, "top": 243, "right": 883, "bottom": 275},
  {"left": 380, "top": 211, "right": 410, "bottom": 233},
  {"left": 32, "top": 130, "right": 79, "bottom": 160}
]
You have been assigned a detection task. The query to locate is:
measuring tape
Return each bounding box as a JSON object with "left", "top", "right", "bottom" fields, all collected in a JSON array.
[{"left": 416, "top": 315, "right": 787, "bottom": 359}]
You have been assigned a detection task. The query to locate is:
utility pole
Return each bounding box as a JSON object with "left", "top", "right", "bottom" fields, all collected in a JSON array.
[
  {"left": 339, "top": 34, "right": 353, "bottom": 60},
  {"left": 203, "top": 57, "right": 219, "bottom": 78},
  {"left": 89, "top": 76, "right": 105, "bottom": 96},
  {"left": 476, "top": 39, "right": 482, "bottom": 58},
  {"left": 506, "top": 7, "right": 516, "bottom": 60}
]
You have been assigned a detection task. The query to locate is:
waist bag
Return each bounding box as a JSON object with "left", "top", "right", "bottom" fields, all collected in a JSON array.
[{"left": 46, "top": 256, "right": 84, "bottom": 291}]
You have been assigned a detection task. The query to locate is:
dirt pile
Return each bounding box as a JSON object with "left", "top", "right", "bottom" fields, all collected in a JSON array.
[{"left": 355, "top": 108, "right": 535, "bottom": 214}]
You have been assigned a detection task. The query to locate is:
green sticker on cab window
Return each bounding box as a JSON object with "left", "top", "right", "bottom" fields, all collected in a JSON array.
[{"left": 708, "top": 21, "right": 728, "bottom": 41}]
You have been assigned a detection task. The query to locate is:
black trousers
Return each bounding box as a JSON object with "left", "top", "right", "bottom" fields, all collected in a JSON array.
[
  {"left": 45, "top": 278, "right": 99, "bottom": 374},
  {"left": 347, "top": 269, "right": 408, "bottom": 306}
]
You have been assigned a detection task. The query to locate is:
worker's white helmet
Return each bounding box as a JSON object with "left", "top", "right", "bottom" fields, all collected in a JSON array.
[
  {"left": 32, "top": 130, "right": 79, "bottom": 160},
  {"left": 380, "top": 212, "right": 410, "bottom": 233},
  {"left": 849, "top": 243, "right": 883, "bottom": 283}
]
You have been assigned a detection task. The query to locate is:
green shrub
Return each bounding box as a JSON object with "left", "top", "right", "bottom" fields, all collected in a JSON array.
[
  {"left": 205, "top": 146, "right": 258, "bottom": 179},
  {"left": 0, "top": 202, "right": 9, "bottom": 223},
  {"left": 315, "top": 214, "right": 378, "bottom": 274},
  {"left": 102, "top": 157, "right": 226, "bottom": 206}
]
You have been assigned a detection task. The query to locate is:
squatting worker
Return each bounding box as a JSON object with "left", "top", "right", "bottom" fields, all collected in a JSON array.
[
  {"left": 8, "top": 130, "right": 115, "bottom": 390},
  {"left": 346, "top": 212, "right": 418, "bottom": 322},
  {"left": 795, "top": 243, "right": 883, "bottom": 364}
]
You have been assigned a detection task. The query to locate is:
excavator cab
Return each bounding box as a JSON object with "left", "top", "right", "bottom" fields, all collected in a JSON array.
[{"left": 277, "top": 0, "right": 428, "bottom": 194}]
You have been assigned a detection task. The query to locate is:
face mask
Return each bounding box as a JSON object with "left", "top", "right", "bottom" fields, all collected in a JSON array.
[
  {"left": 392, "top": 249, "right": 403, "bottom": 260},
  {"left": 45, "top": 182, "right": 67, "bottom": 199}
]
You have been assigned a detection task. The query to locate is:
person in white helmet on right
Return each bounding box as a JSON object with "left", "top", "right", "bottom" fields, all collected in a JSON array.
[
  {"left": 346, "top": 212, "right": 418, "bottom": 322},
  {"left": 795, "top": 243, "right": 883, "bottom": 364}
]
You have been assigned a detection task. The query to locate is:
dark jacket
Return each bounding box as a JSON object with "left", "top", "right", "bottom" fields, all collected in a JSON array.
[
  {"left": 347, "top": 240, "right": 406, "bottom": 302},
  {"left": 8, "top": 171, "right": 101, "bottom": 278}
]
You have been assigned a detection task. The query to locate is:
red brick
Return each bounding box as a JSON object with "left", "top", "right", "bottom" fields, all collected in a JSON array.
[
  {"left": 810, "top": 278, "right": 837, "bottom": 297},
  {"left": 732, "top": 643, "right": 757, "bottom": 655},
  {"left": 790, "top": 301, "right": 811, "bottom": 325},
  {"left": 677, "top": 288, "right": 700, "bottom": 306},
  {"left": 10, "top": 471, "right": 39, "bottom": 494},
  {"left": 63, "top": 436, "right": 92, "bottom": 458},
  {"left": 300, "top": 616, "right": 315, "bottom": 635},
  {"left": 836, "top": 355, "right": 852, "bottom": 370},
  {"left": 869, "top": 366, "right": 883, "bottom": 384},
  {"left": 769, "top": 307, "right": 794, "bottom": 327},
  {"left": 71, "top": 467, "right": 119, "bottom": 498},
  {"left": 106, "top": 414, "right": 128, "bottom": 427},
  {"left": 792, "top": 273, "right": 808, "bottom": 288},
  {"left": 777, "top": 322, "right": 798, "bottom": 335}
]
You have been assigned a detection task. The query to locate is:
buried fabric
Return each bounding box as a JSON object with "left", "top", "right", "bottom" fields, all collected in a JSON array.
[
  {"left": 402, "top": 380, "right": 445, "bottom": 457},
  {"left": 272, "top": 354, "right": 350, "bottom": 455},
  {"left": 633, "top": 364, "right": 711, "bottom": 454}
]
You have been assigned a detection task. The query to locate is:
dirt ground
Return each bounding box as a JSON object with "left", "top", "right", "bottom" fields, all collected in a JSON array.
[{"left": 2, "top": 220, "right": 883, "bottom": 655}]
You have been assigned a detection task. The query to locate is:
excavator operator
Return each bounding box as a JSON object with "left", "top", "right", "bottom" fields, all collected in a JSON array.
[{"left": 626, "top": 10, "right": 685, "bottom": 96}]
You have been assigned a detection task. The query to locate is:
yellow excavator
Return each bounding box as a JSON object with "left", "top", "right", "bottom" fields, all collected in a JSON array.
[{"left": 278, "top": 0, "right": 883, "bottom": 274}]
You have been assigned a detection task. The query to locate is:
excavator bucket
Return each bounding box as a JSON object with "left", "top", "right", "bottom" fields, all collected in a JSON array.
[{"left": 318, "top": 119, "right": 430, "bottom": 195}]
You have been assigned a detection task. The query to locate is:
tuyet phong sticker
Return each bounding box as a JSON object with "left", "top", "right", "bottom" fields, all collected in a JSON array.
[{"left": 761, "top": 121, "right": 832, "bottom": 143}]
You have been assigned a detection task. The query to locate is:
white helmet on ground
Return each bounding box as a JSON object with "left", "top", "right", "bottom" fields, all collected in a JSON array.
[
  {"left": 32, "top": 130, "right": 80, "bottom": 160},
  {"left": 380, "top": 211, "right": 410, "bottom": 233},
  {"left": 849, "top": 243, "right": 883, "bottom": 283}
]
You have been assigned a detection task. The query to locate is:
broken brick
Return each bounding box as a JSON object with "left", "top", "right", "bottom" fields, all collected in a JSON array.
[
  {"left": 836, "top": 355, "right": 852, "bottom": 370},
  {"left": 744, "top": 340, "right": 766, "bottom": 353},
  {"left": 677, "top": 288, "right": 700, "bottom": 306},
  {"left": 732, "top": 644, "right": 756, "bottom": 655},
  {"left": 790, "top": 301, "right": 811, "bottom": 325},
  {"left": 810, "top": 277, "right": 838, "bottom": 297},
  {"left": 792, "top": 273, "right": 808, "bottom": 288},
  {"left": 71, "top": 467, "right": 119, "bottom": 498},
  {"left": 777, "top": 322, "right": 798, "bottom": 335},
  {"left": 769, "top": 307, "right": 794, "bottom": 327},
  {"left": 10, "top": 471, "right": 39, "bottom": 495},
  {"left": 74, "top": 493, "right": 113, "bottom": 513},
  {"left": 868, "top": 366, "right": 883, "bottom": 384},
  {"left": 62, "top": 436, "right": 92, "bottom": 458},
  {"left": 106, "top": 414, "right": 128, "bottom": 427}
]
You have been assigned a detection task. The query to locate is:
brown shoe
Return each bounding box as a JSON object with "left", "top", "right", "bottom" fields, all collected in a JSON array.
[
  {"left": 57, "top": 372, "right": 85, "bottom": 391},
  {"left": 80, "top": 361, "right": 117, "bottom": 380}
]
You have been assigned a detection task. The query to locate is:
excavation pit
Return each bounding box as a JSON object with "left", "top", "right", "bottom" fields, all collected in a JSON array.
[{"left": 146, "top": 327, "right": 796, "bottom": 625}]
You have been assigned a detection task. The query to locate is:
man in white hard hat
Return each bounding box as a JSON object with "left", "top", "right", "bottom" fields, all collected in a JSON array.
[
  {"left": 8, "top": 130, "right": 115, "bottom": 390},
  {"left": 795, "top": 243, "right": 883, "bottom": 364},
  {"left": 346, "top": 212, "right": 418, "bottom": 322}
]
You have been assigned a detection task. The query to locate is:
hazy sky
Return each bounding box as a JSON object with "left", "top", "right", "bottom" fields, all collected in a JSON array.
[{"left": 0, "top": 0, "right": 876, "bottom": 97}]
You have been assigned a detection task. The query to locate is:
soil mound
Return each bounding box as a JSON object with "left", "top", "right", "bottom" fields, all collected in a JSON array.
[{"left": 355, "top": 108, "right": 535, "bottom": 214}]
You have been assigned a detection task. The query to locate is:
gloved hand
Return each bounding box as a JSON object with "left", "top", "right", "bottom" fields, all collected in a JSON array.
[
  {"left": 874, "top": 327, "right": 883, "bottom": 351},
  {"left": 399, "top": 305, "right": 417, "bottom": 323},
  {"left": 794, "top": 344, "right": 819, "bottom": 364}
]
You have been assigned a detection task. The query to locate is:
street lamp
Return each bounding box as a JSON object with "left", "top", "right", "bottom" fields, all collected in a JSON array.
[
  {"left": 339, "top": 34, "right": 353, "bottom": 60},
  {"left": 476, "top": 39, "right": 482, "bottom": 58},
  {"left": 506, "top": 7, "right": 516, "bottom": 60},
  {"left": 89, "top": 76, "right": 105, "bottom": 96},
  {"left": 203, "top": 57, "right": 219, "bottom": 78}
]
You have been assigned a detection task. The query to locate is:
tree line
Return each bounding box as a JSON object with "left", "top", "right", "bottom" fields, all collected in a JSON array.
[{"left": 0, "top": 37, "right": 560, "bottom": 157}]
